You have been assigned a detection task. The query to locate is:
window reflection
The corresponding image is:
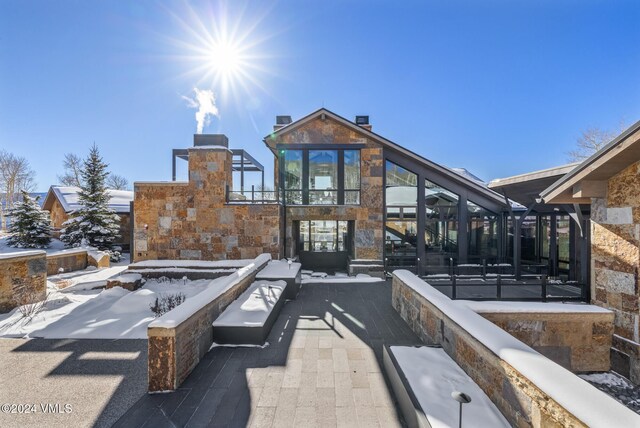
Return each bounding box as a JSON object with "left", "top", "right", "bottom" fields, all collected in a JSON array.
[
  {"left": 467, "top": 200, "right": 498, "bottom": 262},
  {"left": 425, "top": 179, "right": 459, "bottom": 265},
  {"left": 299, "top": 220, "right": 348, "bottom": 252}
]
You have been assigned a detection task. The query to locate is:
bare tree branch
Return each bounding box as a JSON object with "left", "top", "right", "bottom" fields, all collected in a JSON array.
[
  {"left": 57, "top": 153, "right": 83, "bottom": 187},
  {"left": 106, "top": 174, "right": 129, "bottom": 190},
  {"left": 567, "top": 127, "right": 618, "bottom": 162},
  {"left": 0, "top": 150, "right": 36, "bottom": 230}
]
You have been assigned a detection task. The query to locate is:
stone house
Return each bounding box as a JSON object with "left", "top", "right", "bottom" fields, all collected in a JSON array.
[
  {"left": 541, "top": 118, "right": 640, "bottom": 383},
  {"left": 42, "top": 185, "right": 133, "bottom": 250},
  {"left": 133, "top": 108, "right": 535, "bottom": 277}
]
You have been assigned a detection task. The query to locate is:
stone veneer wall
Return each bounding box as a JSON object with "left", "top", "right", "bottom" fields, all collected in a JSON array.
[
  {"left": 591, "top": 160, "right": 640, "bottom": 383},
  {"left": 147, "top": 256, "right": 269, "bottom": 391},
  {"left": 268, "top": 116, "right": 384, "bottom": 261},
  {"left": 392, "top": 273, "right": 602, "bottom": 427},
  {"left": 46, "top": 249, "right": 88, "bottom": 275},
  {"left": 133, "top": 147, "right": 282, "bottom": 262},
  {"left": 479, "top": 311, "right": 613, "bottom": 372},
  {"left": 0, "top": 251, "right": 47, "bottom": 313}
]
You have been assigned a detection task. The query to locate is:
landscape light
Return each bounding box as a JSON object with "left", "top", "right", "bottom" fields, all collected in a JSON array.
[{"left": 451, "top": 391, "right": 472, "bottom": 428}]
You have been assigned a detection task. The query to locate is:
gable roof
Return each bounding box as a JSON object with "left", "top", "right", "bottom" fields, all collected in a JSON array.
[
  {"left": 540, "top": 119, "right": 640, "bottom": 204},
  {"left": 43, "top": 186, "right": 133, "bottom": 214},
  {"left": 488, "top": 162, "right": 580, "bottom": 207},
  {"left": 264, "top": 108, "right": 507, "bottom": 207}
]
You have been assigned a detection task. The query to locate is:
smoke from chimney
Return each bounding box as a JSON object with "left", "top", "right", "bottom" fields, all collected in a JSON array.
[{"left": 182, "top": 88, "right": 219, "bottom": 134}]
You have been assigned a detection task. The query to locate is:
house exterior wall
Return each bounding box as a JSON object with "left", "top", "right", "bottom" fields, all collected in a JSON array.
[
  {"left": 133, "top": 147, "right": 281, "bottom": 262},
  {"left": 48, "top": 198, "right": 69, "bottom": 231},
  {"left": 47, "top": 196, "right": 131, "bottom": 250},
  {"left": 269, "top": 116, "right": 385, "bottom": 262},
  {"left": 591, "top": 160, "right": 640, "bottom": 383}
]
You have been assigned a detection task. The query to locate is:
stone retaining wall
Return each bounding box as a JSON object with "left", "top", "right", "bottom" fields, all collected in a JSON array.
[
  {"left": 147, "top": 255, "right": 270, "bottom": 392},
  {"left": 0, "top": 251, "right": 47, "bottom": 313},
  {"left": 392, "top": 271, "right": 635, "bottom": 427},
  {"left": 478, "top": 310, "right": 613, "bottom": 372},
  {"left": 46, "top": 250, "right": 88, "bottom": 275}
]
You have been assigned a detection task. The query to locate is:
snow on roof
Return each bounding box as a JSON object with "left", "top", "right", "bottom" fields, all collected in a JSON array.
[
  {"left": 448, "top": 167, "right": 487, "bottom": 186},
  {"left": 49, "top": 186, "right": 133, "bottom": 213},
  {"left": 393, "top": 270, "right": 640, "bottom": 427}
]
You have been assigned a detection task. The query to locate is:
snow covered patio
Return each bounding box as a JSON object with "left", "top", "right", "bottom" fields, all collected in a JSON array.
[{"left": 115, "top": 280, "right": 420, "bottom": 427}]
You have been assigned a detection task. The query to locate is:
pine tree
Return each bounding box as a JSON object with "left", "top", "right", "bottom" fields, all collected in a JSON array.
[
  {"left": 60, "top": 145, "right": 120, "bottom": 257},
  {"left": 7, "top": 190, "right": 52, "bottom": 248}
]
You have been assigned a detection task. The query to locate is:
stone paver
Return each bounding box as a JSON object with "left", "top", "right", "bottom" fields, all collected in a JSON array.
[
  {"left": 115, "top": 280, "right": 420, "bottom": 427},
  {"left": 0, "top": 338, "right": 147, "bottom": 428}
]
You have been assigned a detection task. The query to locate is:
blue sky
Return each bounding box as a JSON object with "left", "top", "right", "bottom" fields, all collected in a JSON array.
[{"left": 1, "top": 0, "right": 639, "bottom": 192}]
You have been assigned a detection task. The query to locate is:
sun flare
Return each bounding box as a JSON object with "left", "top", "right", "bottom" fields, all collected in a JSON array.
[{"left": 163, "top": 2, "right": 276, "bottom": 104}]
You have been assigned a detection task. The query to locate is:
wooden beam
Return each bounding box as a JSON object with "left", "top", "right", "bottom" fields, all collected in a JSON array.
[{"left": 572, "top": 180, "right": 607, "bottom": 198}]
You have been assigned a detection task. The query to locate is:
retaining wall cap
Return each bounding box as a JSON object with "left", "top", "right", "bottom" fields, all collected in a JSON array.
[
  {"left": 0, "top": 250, "right": 46, "bottom": 260},
  {"left": 392, "top": 270, "right": 640, "bottom": 427}
]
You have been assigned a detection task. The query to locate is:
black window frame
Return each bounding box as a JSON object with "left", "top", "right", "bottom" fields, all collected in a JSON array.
[{"left": 280, "top": 147, "right": 361, "bottom": 206}]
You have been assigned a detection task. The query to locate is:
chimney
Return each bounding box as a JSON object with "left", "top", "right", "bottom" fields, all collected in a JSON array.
[
  {"left": 273, "top": 115, "right": 292, "bottom": 131},
  {"left": 355, "top": 115, "right": 372, "bottom": 131},
  {"left": 193, "top": 134, "right": 229, "bottom": 147}
]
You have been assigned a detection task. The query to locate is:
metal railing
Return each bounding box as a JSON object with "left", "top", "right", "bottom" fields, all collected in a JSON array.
[
  {"left": 421, "top": 274, "right": 586, "bottom": 302},
  {"left": 226, "top": 185, "right": 282, "bottom": 204}
]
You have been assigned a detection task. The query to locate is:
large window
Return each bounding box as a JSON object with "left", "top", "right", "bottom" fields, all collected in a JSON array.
[
  {"left": 281, "top": 149, "right": 360, "bottom": 205},
  {"left": 344, "top": 150, "right": 360, "bottom": 204},
  {"left": 385, "top": 161, "right": 418, "bottom": 265},
  {"left": 425, "top": 179, "right": 459, "bottom": 264},
  {"left": 309, "top": 150, "right": 338, "bottom": 204},
  {"left": 299, "top": 220, "right": 348, "bottom": 252},
  {"left": 467, "top": 200, "right": 498, "bottom": 262},
  {"left": 284, "top": 150, "right": 303, "bottom": 204}
]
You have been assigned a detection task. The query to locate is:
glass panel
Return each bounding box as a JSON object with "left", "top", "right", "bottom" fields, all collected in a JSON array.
[
  {"left": 541, "top": 216, "right": 550, "bottom": 259},
  {"left": 386, "top": 161, "right": 417, "bottom": 206},
  {"left": 344, "top": 190, "right": 360, "bottom": 205},
  {"left": 521, "top": 216, "right": 537, "bottom": 263},
  {"left": 425, "top": 178, "right": 459, "bottom": 265},
  {"left": 310, "top": 220, "right": 332, "bottom": 251},
  {"left": 385, "top": 220, "right": 417, "bottom": 256},
  {"left": 467, "top": 200, "right": 498, "bottom": 262},
  {"left": 344, "top": 150, "right": 360, "bottom": 190},
  {"left": 337, "top": 221, "right": 348, "bottom": 251},
  {"left": 309, "top": 150, "right": 338, "bottom": 190},
  {"left": 557, "top": 216, "right": 570, "bottom": 271},
  {"left": 285, "top": 190, "right": 302, "bottom": 205},
  {"left": 309, "top": 190, "right": 337, "bottom": 204},
  {"left": 284, "top": 150, "right": 303, "bottom": 190}
]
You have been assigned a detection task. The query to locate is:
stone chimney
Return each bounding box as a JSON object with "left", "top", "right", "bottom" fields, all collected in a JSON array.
[
  {"left": 273, "top": 115, "right": 292, "bottom": 131},
  {"left": 355, "top": 115, "right": 372, "bottom": 131},
  {"left": 193, "top": 134, "right": 229, "bottom": 147}
]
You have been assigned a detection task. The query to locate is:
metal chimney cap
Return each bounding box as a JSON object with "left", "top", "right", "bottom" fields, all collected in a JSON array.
[
  {"left": 276, "top": 115, "right": 292, "bottom": 125},
  {"left": 193, "top": 134, "right": 229, "bottom": 147},
  {"left": 355, "top": 115, "right": 369, "bottom": 125}
]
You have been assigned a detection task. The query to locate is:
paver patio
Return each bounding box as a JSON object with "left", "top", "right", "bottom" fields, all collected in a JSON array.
[{"left": 115, "top": 280, "right": 421, "bottom": 427}]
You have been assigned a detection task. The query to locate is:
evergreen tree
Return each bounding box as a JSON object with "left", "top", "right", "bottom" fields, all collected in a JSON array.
[
  {"left": 7, "top": 190, "right": 52, "bottom": 248},
  {"left": 60, "top": 145, "right": 120, "bottom": 256}
]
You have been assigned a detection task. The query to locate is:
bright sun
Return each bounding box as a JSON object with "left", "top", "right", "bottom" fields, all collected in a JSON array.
[
  {"left": 207, "top": 41, "right": 243, "bottom": 77},
  {"left": 164, "top": 2, "right": 274, "bottom": 103}
]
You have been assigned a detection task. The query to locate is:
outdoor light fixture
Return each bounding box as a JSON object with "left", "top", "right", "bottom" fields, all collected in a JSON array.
[
  {"left": 535, "top": 196, "right": 542, "bottom": 204},
  {"left": 451, "top": 391, "right": 472, "bottom": 428},
  {"left": 288, "top": 259, "right": 292, "bottom": 270}
]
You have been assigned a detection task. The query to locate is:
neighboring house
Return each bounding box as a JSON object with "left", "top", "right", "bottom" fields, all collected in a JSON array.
[
  {"left": 541, "top": 119, "right": 640, "bottom": 384},
  {"left": 42, "top": 185, "right": 133, "bottom": 250}
]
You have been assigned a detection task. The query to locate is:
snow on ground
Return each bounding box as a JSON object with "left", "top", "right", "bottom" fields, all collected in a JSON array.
[
  {"left": 302, "top": 271, "right": 384, "bottom": 283},
  {"left": 0, "top": 235, "right": 66, "bottom": 254},
  {"left": 391, "top": 346, "right": 510, "bottom": 427},
  {"left": 0, "top": 276, "right": 212, "bottom": 339}
]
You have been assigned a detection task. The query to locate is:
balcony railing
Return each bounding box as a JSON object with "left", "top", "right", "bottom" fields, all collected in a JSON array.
[{"left": 226, "top": 185, "right": 282, "bottom": 204}]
